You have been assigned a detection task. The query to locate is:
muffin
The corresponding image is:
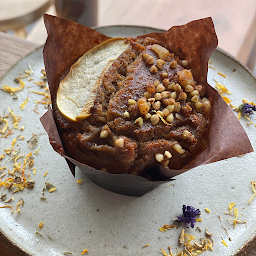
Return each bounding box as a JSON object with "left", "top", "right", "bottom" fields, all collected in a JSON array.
[
  {"left": 55, "top": 36, "right": 211, "bottom": 176},
  {"left": 41, "top": 15, "right": 253, "bottom": 196}
]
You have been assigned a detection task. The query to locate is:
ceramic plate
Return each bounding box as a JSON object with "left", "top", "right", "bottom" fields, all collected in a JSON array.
[{"left": 0, "top": 26, "right": 256, "bottom": 256}]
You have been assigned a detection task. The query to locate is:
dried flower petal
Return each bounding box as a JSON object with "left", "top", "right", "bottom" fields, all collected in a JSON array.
[
  {"left": 38, "top": 222, "right": 44, "bottom": 229},
  {"left": 20, "top": 95, "right": 29, "bottom": 110},
  {"left": 239, "top": 103, "right": 256, "bottom": 115},
  {"left": 248, "top": 181, "right": 256, "bottom": 204},
  {"left": 222, "top": 238, "right": 228, "bottom": 247},
  {"left": 177, "top": 205, "right": 201, "bottom": 228},
  {"left": 81, "top": 249, "right": 88, "bottom": 254},
  {"left": 49, "top": 187, "right": 57, "bottom": 193},
  {"left": 229, "top": 202, "right": 235, "bottom": 212},
  {"left": 14, "top": 198, "right": 24, "bottom": 213}
]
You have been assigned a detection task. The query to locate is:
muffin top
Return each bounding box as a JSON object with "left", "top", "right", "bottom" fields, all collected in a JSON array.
[{"left": 54, "top": 37, "right": 211, "bottom": 175}]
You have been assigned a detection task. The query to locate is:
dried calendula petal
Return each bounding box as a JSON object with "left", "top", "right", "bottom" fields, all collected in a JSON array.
[
  {"left": 34, "top": 148, "right": 40, "bottom": 155},
  {"left": 215, "top": 82, "right": 231, "bottom": 95},
  {"left": 8, "top": 107, "right": 21, "bottom": 126},
  {"left": 49, "top": 187, "right": 57, "bottom": 193},
  {"left": 229, "top": 202, "right": 235, "bottom": 212},
  {"left": 38, "top": 222, "right": 44, "bottom": 230},
  {"left": 248, "top": 181, "right": 256, "bottom": 204},
  {"left": 20, "top": 95, "right": 29, "bottom": 110},
  {"left": 218, "top": 71, "right": 226, "bottom": 78},
  {"left": 222, "top": 238, "right": 228, "bottom": 247},
  {"left": 1, "top": 79, "right": 25, "bottom": 94},
  {"left": 0, "top": 205, "right": 14, "bottom": 213},
  {"left": 233, "top": 207, "right": 239, "bottom": 219},
  {"left": 205, "top": 228, "right": 213, "bottom": 237},
  {"left": 222, "top": 96, "right": 231, "bottom": 104},
  {"left": 179, "top": 228, "right": 185, "bottom": 244},
  {"left": 205, "top": 207, "right": 211, "bottom": 213},
  {"left": 159, "top": 227, "right": 167, "bottom": 232},
  {"left": 81, "top": 249, "right": 88, "bottom": 255},
  {"left": 160, "top": 248, "right": 169, "bottom": 256},
  {"left": 14, "top": 198, "right": 24, "bottom": 213},
  {"left": 32, "top": 167, "right": 37, "bottom": 175},
  {"left": 11, "top": 138, "right": 17, "bottom": 148}
]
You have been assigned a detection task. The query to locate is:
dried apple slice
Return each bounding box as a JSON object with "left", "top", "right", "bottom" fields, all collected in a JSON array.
[{"left": 56, "top": 38, "right": 129, "bottom": 121}]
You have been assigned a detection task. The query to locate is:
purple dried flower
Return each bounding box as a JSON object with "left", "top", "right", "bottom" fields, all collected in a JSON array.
[
  {"left": 177, "top": 205, "right": 201, "bottom": 228},
  {"left": 239, "top": 103, "right": 256, "bottom": 115}
]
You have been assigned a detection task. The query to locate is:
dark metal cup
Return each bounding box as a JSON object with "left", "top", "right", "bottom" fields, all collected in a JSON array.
[{"left": 54, "top": 0, "right": 97, "bottom": 27}]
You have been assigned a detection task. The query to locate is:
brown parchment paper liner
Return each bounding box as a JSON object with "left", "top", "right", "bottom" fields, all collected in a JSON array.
[{"left": 41, "top": 14, "right": 253, "bottom": 197}]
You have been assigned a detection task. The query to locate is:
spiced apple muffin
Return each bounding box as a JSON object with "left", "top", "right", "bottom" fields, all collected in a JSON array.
[{"left": 54, "top": 37, "right": 211, "bottom": 175}]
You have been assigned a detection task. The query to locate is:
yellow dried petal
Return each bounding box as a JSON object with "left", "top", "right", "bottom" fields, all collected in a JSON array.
[
  {"left": 159, "top": 227, "right": 167, "bottom": 232},
  {"left": 0, "top": 118, "right": 8, "bottom": 134},
  {"left": 218, "top": 72, "right": 226, "bottom": 78},
  {"left": 38, "top": 222, "right": 44, "bottom": 229},
  {"left": 77, "top": 179, "right": 83, "bottom": 184},
  {"left": 23, "top": 152, "right": 32, "bottom": 170},
  {"left": 237, "top": 111, "right": 242, "bottom": 120},
  {"left": 14, "top": 198, "right": 24, "bottom": 213},
  {"left": 233, "top": 208, "right": 239, "bottom": 219},
  {"left": 1, "top": 79, "right": 25, "bottom": 94},
  {"left": 81, "top": 249, "right": 88, "bottom": 255},
  {"left": 229, "top": 202, "right": 235, "bottom": 212},
  {"left": 248, "top": 181, "right": 256, "bottom": 204},
  {"left": 34, "top": 148, "right": 40, "bottom": 155},
  {"left": 161, "top": 248, "right": 169, "bottom": 256},
  {"left": 222, "top": 96, "right": 231, "bottom": 103},
  {"left": 11, "top": 138, "right": 17, "bottom": 148},
  {"left": 222, "top": 239, "right": 228, "bottom": 247},
  {"left": 32, "top": 167, "right": 37, "bottom": 175},
  {"left": 205, "top": 208, "right": 211, "bottom": 213},
  {"left": 20, "top": 95, "right": 29, "bottom": 110},
  {"left": 49, "top": 187, "right": 57, "bottom": 193},
  {"left": 244, "top": 115, "right": 253, "bottom": 125},
  {"left": 43, "top": 171, "right": 49, "bottom": 177},
  {"left": 8, "top": 107, "right": 21, "bottom": 129},
  {"left": 0, "top": 205, "right": 14, "bottom": 213},
  {"left": 13, "top": 122, "right": 19, "bottom": 129},
  {"left": 184, "top": 233, "right": 196, "bottom": 243},
  {"left": 29, "top": 90, "right": 49, "bottom": 96},
  {"left": 215, "top": 82, "right": 231, "bottom": 95},
  {"left": 142, "top": 244, "right": 150, "bottom": 248}
]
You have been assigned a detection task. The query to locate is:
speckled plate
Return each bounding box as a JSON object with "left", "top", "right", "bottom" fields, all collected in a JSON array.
[{"left": 0, "top": 26, "right": 256, "bottom": 256}]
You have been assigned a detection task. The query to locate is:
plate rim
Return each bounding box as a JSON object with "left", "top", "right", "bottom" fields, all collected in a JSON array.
[{"left": 0, "top": 24, "right": 256, "bottom": 256}]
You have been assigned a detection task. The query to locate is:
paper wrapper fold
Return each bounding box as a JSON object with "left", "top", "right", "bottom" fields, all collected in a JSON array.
[{"left": 41, "top": 14, "right": 253, "bottom": 196}]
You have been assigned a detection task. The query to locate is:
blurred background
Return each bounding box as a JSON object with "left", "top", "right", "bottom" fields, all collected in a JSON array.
[{"left": 0, "top": 0, "right": 256, "bottom": 74}]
